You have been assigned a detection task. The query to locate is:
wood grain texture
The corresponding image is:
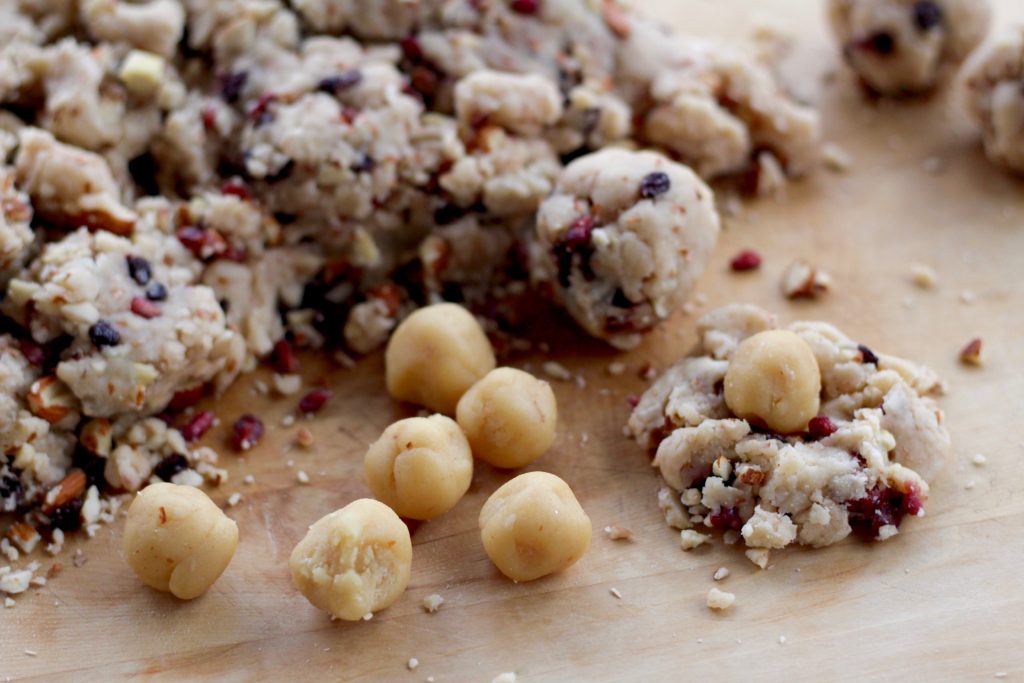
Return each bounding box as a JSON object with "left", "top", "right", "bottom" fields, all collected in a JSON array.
[{"left": 4, "top": 1, "right": 1024, "bottom": 680}]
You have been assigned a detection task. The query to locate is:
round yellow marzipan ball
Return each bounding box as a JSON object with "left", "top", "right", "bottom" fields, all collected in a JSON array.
[
  {"left": 456, "top": 367, "right": 558, "bottom": 469},
  {"left": 289, "top": 499, "right": 412, "bottom": 621},
  {"left": 479, "top": 471, "right": 591, "bottom": 582},
  {"left": 122, "top": 482, "right": 239, "bottom": 600},
  {"left": 364, "top": 414, "right": 473, "bottom": 520},
  {"left": 723, "top": 329, "right": 822, "bottom": 434},
  {"left": 385, "top": 303, "right": 496, "bottom": 415}
]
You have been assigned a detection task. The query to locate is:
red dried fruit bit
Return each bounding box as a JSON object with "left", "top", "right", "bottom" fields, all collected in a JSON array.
[
  {"left": 707, "top": 506, "right": 744, "bottom": 531},
  {"left": 181, "top": 410, "right": 215, "bottom": 442},
  {"left": 625, "top": 394, "right": 640, "bottom": 409},
  {"left": 231, "top": 414, "right": 265, "bottom": 451},
  {"left": 298, "top": 389, "right": 333, "bottom": 414},
  {"left": 201, "top": 106, "right": 217, "bottom": 131},
  {"left": 221, "top": 178, "right": 251, "bottom": 201},
  {"left": 400, "top": 34, "right": 423, "bottom": 61},
  {"left": 247, "top": 92, "right": 276, "bottom": 122},
  {"left": 846, "top": 484, "right": 921, "bottom": 539},
  {"left": 130, "top": 297, "right": 161, "bottom": 319},
  {"left": 564, "top": 215, "right": 595, "bottom": 246},
  {"left": 807, "top": 415, "right": 838, "bottom": 440},
  {"left": 177, "top": 226, "right": 228, "bottom": 260},
  {"left": 510, "top": 0, "right": 540, "bottom": 14},
  {"left": 367, "top": 283, "right": 403, "bottom": 317},
  {"left": 730, "top": 249, "right": 763, "bottom": 272},
  {"left": 271, "top": 339, "right": 301, "bottom": 374},
  {"left": 18, "top": 339, "right": 46, "bottom": 366},
  {"left": 168, "top": 385, "right": 205, "bottom": 411}
]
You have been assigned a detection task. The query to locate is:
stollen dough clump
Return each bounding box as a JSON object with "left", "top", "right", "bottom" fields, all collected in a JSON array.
[
  {"left": 532, "top": 148, "right": 720, "bottom": 349},
  {"left": 829, "top": 0, "right": 991, "bottom": 95},
  {"left": 960, "top": 26, "right": 1024, "bottom": 173},
  {"left": 290, "top": 498, "right": 413, "bottom": 621},
  {"left": 122, "top": 482, "right": 239, "bottom": 600},
  {"left": 627, "top": 304, "right": 952, "bottom": 553}
]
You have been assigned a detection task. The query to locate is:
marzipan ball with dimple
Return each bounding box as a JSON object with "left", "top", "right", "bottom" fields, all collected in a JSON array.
[
  {"left": 289, "top": 499, "right": 412, "bottom": 621},
  {"left": 456, "top": 367, "right": 558, "bottom": 469},
  {"left": 364, "top": 415, "right": 473, "bottom": 520},
  {"left": 122, "top": 483, "right": 239, "bottom": 600},
  {"left": 385, "top": 303, "right": 496, "bottom": 415},
  {"left": 724, "top": 330, "right": 822, "bottom": 434},
  {"left": 479, "top": 471, "right": 592, "bottom": 582}
]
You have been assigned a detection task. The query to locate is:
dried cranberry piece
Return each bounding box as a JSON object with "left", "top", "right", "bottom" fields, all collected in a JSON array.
[
  {"left": 177, "top": 226, "right": 228, "bottom": 260},
  {"left": 564, "top": 215, "right": 595, "bottom": 246},
  {"left": 231, "top": 414, "right": 265, "bottom": 451},
  {"left": 846, "top": 484, "right": 922, "bottom": 539},
  {"left": 221, "top": 178, "right": 251, "bottom": 201},
  {"left": 248, "top": 93, "right": 277, "bottom": 125},
  {"left": 707, "top": 506, "right": 744, "bottom": 531},
  {"left": 400, "top": 35, "right": 424, "bottom": 61},
  {"left": 639, "top": 171, "right": 671, "bottom": 199},
  {"left": 409, "top": 66, "right": 440, "bottom": 100},
  {"left": 912, "top": 1, "right": 942, "bottom": 31},
  {"left": 857, "top": 344, "right": 879, "bottom": 365},
  {"left": 146, "top": 282, "right": 168, "bottom": 302},
  {"left": 126, "top": 255, "right": 152, "bottom": 285},
  {"left": 510, "top": 0, "right": 540, "bottom": 14},
  {"left": 154, "top": 453, "right": 189, "bottom": 481},
  {"left": 181, "top": 410, "right": 215, "bottom": 442},
  {"left": 318, "top": 70, "right": 363, "bottom": 94},
  {"left": 730, "top": 249, "right": 763, "bottom": 272},
  {"left": 18, "top": 339, "right": 46, "bottom": 366},
  {"left": 169, "top": 384, "right": 205, "bottom": 411},
  {"left": 271, "top": 339, "right": 301, "bottom": 374},
  {"left": 130, "top": 297, "right": 161, "bottom": 319},
  {"left": 807, "top": 415, "right": 838, "bottom": 440},
  {"left": 201, "top": 106, "right": 217, "bottom": 131},
  {"left": 220, "top": 72, "right": 248, "bottom": 103},
  {"left": 625, "top": 394, "right": 640, "bottom": 409},
  {"left": 298, "top": 389, "right": 333, "bottom": 414},
  {"left": 88, "top": 320, "right": 121, "bottom": 348},
  {"left": 48, "top": 497, "right": 83, "bottom": 531}
]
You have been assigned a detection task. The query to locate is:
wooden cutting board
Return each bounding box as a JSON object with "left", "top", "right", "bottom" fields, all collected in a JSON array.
[{"left": 4, "top": 1, "right": 1024, "bottom": 680}]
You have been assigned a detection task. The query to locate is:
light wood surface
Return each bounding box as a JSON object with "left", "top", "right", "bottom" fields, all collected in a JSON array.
[{"left": 4, "top": 1, "right": 1024, "bottom": 681}]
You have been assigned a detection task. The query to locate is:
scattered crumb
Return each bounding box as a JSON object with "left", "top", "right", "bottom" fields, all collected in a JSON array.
[
  {"left": 286, "top": 459, "right": 295, "bottom": 468},
  {"left": 272, "top": 373, "right": 302, "bottom": 396},
  {"left": 71, "top": 549, "right": 86, "bottom": 568},
  {"left": 964, "top": 480, "right": 976, "bottom": 490},
  {"left": 253, "top": 380, "right": 269, "bottom": 395},
  {"left": 960, "top": 290, "right": 976, "bottom": 305},
  {"left": 713, "top": 567, "right": 730, "bottom": 581},
  {"left": 609, "top": 587, "right": 623, "bottom": 600},
  {"left": 243, "top": 474, "right": 256, "bottom": 485},
  {"left": 606, "top": 362, "right": 627, "bottom": 376},
  {"left": 333, "top": 350, "right": 356, "bottom": 369},
  {"left": 639, "top": 364, "right": 657, "bottom": 381},
  {"left": 778, "top": 635, "right": 787, "bottom": 645},
  {"left": 909, "top": 263, "right": 937, "bottom": 289},
  {"left": 822, "top": 142, "right": 852, "bottom": 172},
  {"left": 362, "top": 612, "right": 374, "bottom": 621},
  {"left": 994, "top": 673, "right": 1007, "bottom": 679},
  {"left": 959, "top": 338, "right": 983, "bottom": 366},
  {"left": 492, "top": 673, "right": 517, "bottom": 683},
  {"left": 603, "top": 525, "right": 634, "bottom": 541},
  {"left": 422, "top": 593, "right": 444, "bottom": 613},
  {"left": 696, "top": 638, "right": 703, "bottom": 644},
  {"left": 4, "top": 597, "right": 14, "bottom": 608},
  {"left": 226, "top": 492, "right": 242, "bottom": 507},
  {"left": 745, "top": 548, "right": 770, "bottom": 569},
  {"left": 296, "top": 470, "right": 310, "bottom": 484},
  {"left": 579, "top": 432, "right": 589, "bottom": 448},
  {"left": 296, "top": 428, "right": 315, "bottom": 448},
  {"left": 542, "top": 361, "right": 572, "bottom": 381},
  {"left": 922, "top": 157, "right": 944, "bottom": 175},
  {"left": 706, "top": 587, "right": 736, "bottom": 611},
  {"left": 24, "top": 650, "right": 38, "bottom": 657},
  {"left": 723, "top": 530, "right": 741, "bottom": 545},
  {"left": 781, "top": 259, "right": 832, "bottom": 299},
  {"left": 407, "top": 658, "right": 419, "bottom": 671},
  {"left": 281, "top": 414, "right": 296, "bottom": 427},
  {"left": 426, "top": 678, "right": 436, "bottom": 683},
  {"left": 680, "top": 529, "right": 711, "bottom": 551},
  {"left": 972, "top": 454, "right": 988, "bottom": 467},
  {"left": 877, "top": 524, "right": 899, "bottom": 541}
]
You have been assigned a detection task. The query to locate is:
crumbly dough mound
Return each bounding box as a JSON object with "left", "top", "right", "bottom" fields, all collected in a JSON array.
[
  {"left": 829, "top": 0, "right": 991, "bottom": 95},
  {"left": 122, "top": 482, "right": 239, "bottom": 600},
  {"left": 960, "top": 27, "right": 1024, "bottom": 173},
  {"left": 533, "top": 148, "right": 720, "bottom": 349},
  {"left": 0, "top": 166, "right": 34, "bottom": 283},
  {"left": 628, "top": 304, "right": 952, "bottom": 551},
  {"left": 290, "top": 498, "right": 413, "bottom": 621}
]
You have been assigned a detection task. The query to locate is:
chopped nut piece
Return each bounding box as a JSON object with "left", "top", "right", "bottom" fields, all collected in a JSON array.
[
  {"left": 27, "top": 376, "right": 80, "bottom": 424},
  {"left": 971, "top": 453, "right": 987, "bottom": 467},
  {"left": 226, "top": 493, "right": 242, "bottom": 507},
  {"left": 296, "top": 428, "right": 315, "bottom": 448},
  {"left": 296, "top": 470, "right": 310, "bottom": 484},
  {"left": 609, "top": 587, "right": 623, "bottom": 600},
  {"left": 407, "top": 658, "right": 419, "bottom": 671},
  {"left": 119, "top": 50, "right": 166, "bottom": 97},
  {"left": 713, "top": 567, "right": 730, "bottom": 581},
  {"left": 7, "top": 523, "right": 40, "bottom": 554},
  {"left": 542, "top": 361, "right": 572, "bottom": 381},
  {"left": 781, "top": 259, "right": 832, "bottom": 299},
  {"left": 680, "top": 529, "right": 711, "bottom": 550},
  {"left": 959, "top": 338, "right": 983, "bottom": 366},
  {"left": 909, "top": 263, "right": 938, "bottom": 289},
  {"left": 603, "top": 525, "right": 634, "bottom": 541},
  {"left": 706, "top": 587, "right": 736, "bottom": 610},
  {"left": 43, "top": 470, "right": 86, "bottom": 515},
  {"left": 422, "top": 593, "right": 444, "bottom": 613},
  {"left": 79, "top": 418, "right": 113, "bottom": 456},
  {"left": 745, "top": 548, "right": 770, "bottom": 569},
  {"left": 822, "top": 143, "right": 852, "bottom": 172}
]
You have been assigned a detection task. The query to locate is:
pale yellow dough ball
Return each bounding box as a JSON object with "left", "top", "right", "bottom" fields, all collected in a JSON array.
[
  {"left": 364, "top": 415, "right": 473, "bottom": 520},
  {"left": 479, "top": 472, "right": 591, "bottom": 582},
  {"left": 723, "top": 330, "right": 822, "bottom": 434},
  {"left": 385, "top": 303, "right": 496, "bottom": 415},
  {"left": 122, "top": 483, "right": 239, "bottom": 600},
  {"left": 456, "top": 368, "right": 558, "bottom": 469},
  {"left": 289, "top": 499, "right": 412, "bottom": 621}
]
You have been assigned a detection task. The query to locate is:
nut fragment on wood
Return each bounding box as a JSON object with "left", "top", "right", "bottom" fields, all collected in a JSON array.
[
  {"left": 959, "top": 338, "right": 983, "bottom": 366},
  {"left": 603, "top": 525, "right": 634, "bottom": 541},
  {"left": 7, "top": 522, "right": 40, "bottom": 554},
  {"left": 42, "top": 469, "right": 85, "bottom": 515},
  {"left": 781, "top": 259, "right": 832, "bottom": 299},
  {"left": 27, "top": 375, "right": 79, "bottom": 424}
]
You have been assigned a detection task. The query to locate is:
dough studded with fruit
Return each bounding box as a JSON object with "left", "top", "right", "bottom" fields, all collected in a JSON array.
[
  {"left": 960, "top": 26, "right": 1024, "bottom": 173},
  {"left": 829, "top": 0, "right": 991, "bottom": 95},
  {"left": 532, "top": 149, "right": 720, "bottom": 350}
]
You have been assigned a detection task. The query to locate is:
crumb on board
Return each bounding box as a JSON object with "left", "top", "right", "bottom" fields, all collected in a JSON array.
[
  {"left": 822, "top": 142, "right": 853, "bottom": 172},
  {"left": 542, "top": 361, "right": 572, "bottom": 381},
  {"left": 226, "top": 492, "right": 242, "bottom": 507},
  {"left": 972, "top": 454, "right": 988, "bottom": 467},
  {"left": 422, "top": 593, "right": 444, "bottom": 613},
  {"left": 492, "top": 673, "right": 517, "bottom": 683},
  {"left": 960, "top": 290, "right": 976, "bottom": 305},
  {"left": 745, "top": 548, "right": 771, "bottom": 569},
  {"left": 296, "top": 427, "right": 315, "bottom": 448},
  {"left": 782, "top": 259, "right": 832, "bottom": 299},
  {"left": 778, "top": 635, "right": 787, "bottom": 645},
  {"left": 609, "top": 587, "right": 623, "bottom": 600},
  {"left": 909, "top": 263, "right": 937, "bottom": 289},
  {"left": 959, "top": 338, "right": 983, "bottom": 366},
  {"left": 964, "top": 480, "right": 976, "bottom": 490},
  {"left": 680, "top": 529, "right": 711, "bottom": 551},
  {"left": 713, "top": 567, "right": 730, "bottom": 581},
  {"left": 606, "top": 362, "right": 627, "bottom": 376},
  {"left": 296, "top": 470, "right": 310, "bottom": 484},
  {"left": 603, "top": 525, "right": 634, "bottom": 541},
  {"left": 706, "top": 587, "right": 736, "bottom": 611},
  {"left": 243, "top": 474, "right": 256, "bottom": 485},
  {"left": 407, "top": 658, "right": 419, "bottom": 671},
  {"left": 362, "top": 612, "right": 373, "bottom": 621}
]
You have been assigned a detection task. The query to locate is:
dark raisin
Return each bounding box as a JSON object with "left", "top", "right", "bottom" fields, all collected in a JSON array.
[
  {"left": 707, "top": 506, "right": 744, "bottom": 531},
  {"left": 862, "top": 31, "right": 895, "bottom": 55},
  {"left": 126, "top": 255, "right": 152, "bottom": 285},
  {"left": 154, "top": 453, "right": 189, "bottom": 481},
  {"left": 730, "top": 249, "right": 763, "bottom": 272},
  {"left": 180, "top": 410, "right": 215, "bottom": 442},
  {"left": 350, "top": 153, "right": 376, "bottom": 174},
  {"left": 127, "top": 152, "right": 160, "bottom": 197},
  {"left": 317, "top": 70, "right": 363, "bottom": 94},
  {"left": 298, "top": 389, "right": 333, "bottom": 414},
  {"left": 858, "top": 344, "right": 879, "bottom": 365},
  {"left": 434, "top": 203, "right": 466, "bottom": 226},
  {"left": 611, "top": 288, "right": 633, "bottom": 308},
  {"left": 0, "top": 469, "right": 23, "bottom": 501},
  {"left": 271, "top": 339, "right": 301, "bottom": 374},
  {"left": 18, "top": 339, "right": 46, "bottom": 366},
  {"left": 409, "top": 66, "right": 440, "bottom": 101},
  {"left": 130, "top": 297, "right": 161, "bottom": 319},
  {"left": 48, "top": 497, "right": 83, "bottom": 531},
  {"left": 510, "top": 0, "right": 540, "bottom": 15},
  {"left": 220, "top": 71, "right": 249, "bottom": 103},
  {"left": 71, "top": 447, "right": 106, "bottom": 489},
  {"left": 231, "top": 414, "right": 265, "bottom": 451},
  {"left": 639, "top": 171, "right": 671, "bottom": 199},
  {"left": 807, "top": 415, "right": 838, "bottom": 440},
  {"left": 146, "top": 282, "right": 168, "bottom": 301},
  {"left": 88, "top": 321, "right": 121, "bottom": 348},
  {"left": 912, "top": 1, "right": 943, "bottom": 31}
]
